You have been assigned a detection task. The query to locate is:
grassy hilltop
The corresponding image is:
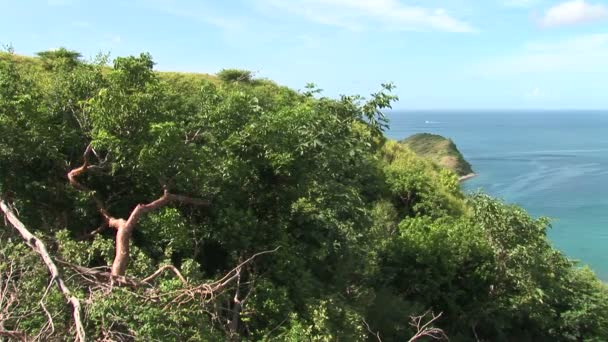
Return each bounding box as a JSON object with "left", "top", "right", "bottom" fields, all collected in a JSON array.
[{"left": 401, "top": 133, "right": 474, "bottom": 177}]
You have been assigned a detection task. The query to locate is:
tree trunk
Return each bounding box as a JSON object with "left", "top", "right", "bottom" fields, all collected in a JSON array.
[{"left": 112, "top": 224, "right": 131, "bottom": 276}]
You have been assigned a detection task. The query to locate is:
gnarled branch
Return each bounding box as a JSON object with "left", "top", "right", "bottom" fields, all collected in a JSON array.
[
  {"left": 68, "top": 144, "right": 210, "bottom": 276},
  {"left": 67, "top": 143, "right": 114, "bottom": 227},
  {"left": 110, "top": 189, "right": 210, "bottom": 276}
]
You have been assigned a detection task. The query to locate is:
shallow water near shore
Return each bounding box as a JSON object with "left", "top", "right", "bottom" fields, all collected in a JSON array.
[{"left": 386, "top": 110, "right": 608, "bottom": 280}]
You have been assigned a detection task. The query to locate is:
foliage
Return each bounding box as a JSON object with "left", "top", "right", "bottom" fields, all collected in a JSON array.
[
  {"left": 217, "top": 68, "right": 254, "bottom": 83},
  {"left": 36, "top": 47, "right": 83, "bottom": 70},
  {"left": 0, "top": 50, "right": 607, "bottom": 341}
]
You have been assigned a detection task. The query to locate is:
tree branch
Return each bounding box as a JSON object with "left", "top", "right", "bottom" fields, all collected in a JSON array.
[
  {"left": 0, "top": 329, "right": 28, "bottom": 341},
  {"left": 168, "top": 248, "right": 280, "bottom": 308},
  {"left": 228, "top": 262, "right": 242, "bottom": 335},
  {"left": 0, "top": 199, "right": 86, "bottom": 342},
  {"left": 142, "top": 265, "right": 187, "bottom": 285},
  {"left": 363, "top": 319, "right": 382, "bottom": 342},
  {"left": 66, "top": 143, "right": 94, "bottom": 192},
  {"left": 68, "top": 144, "right": 210, "bottom": 276},
  {"left": 67, "top": 143, "right": 116, "bottom": 229},
  {"left": 407, "top": 311, "right": 447, "bottom": 342},
  {"left": 111, "top": 189, "right": 210, "bottom": 276}
]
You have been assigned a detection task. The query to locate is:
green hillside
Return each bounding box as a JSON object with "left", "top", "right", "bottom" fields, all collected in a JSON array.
[
  {"left": 0, "top": 48, "right": 217, "bottom": 82},
  {"left": 1, "top": 49, "right": 607, "bottom": 342},
  {"left": 401, "top": 133, "right": 474, "bottom": 177}
]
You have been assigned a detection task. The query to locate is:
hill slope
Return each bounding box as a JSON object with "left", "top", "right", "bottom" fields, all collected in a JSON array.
[{"left": 400, "top": 133, "right": 474, "bottom": 177}]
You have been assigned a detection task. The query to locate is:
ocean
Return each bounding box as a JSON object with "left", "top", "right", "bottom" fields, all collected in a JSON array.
[{"left": 386, "top": 110, "right": 608, "bottom": 280}]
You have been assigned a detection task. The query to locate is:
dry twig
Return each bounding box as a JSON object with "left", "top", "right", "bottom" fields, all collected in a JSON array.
[
  {"left": 142, "top": 265, "right": 187, "bottom": 285},
  {"left": 407, "top": 310, "right": 447, "bottom": 342},
  {"left": 167, "top": 248, "right": 280, "bottom": 308},
  {"left": 1, "top": 199, "right": 86, "bottom": 342},
  {"left": 363, "top": 318, "right": 382, "bottom": 342},
  {"left": 0, "top": 329, "right": 28, "bottom": 341}
]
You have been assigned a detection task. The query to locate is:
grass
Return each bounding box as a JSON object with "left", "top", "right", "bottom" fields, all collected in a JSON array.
[
  {"left": 0, "top": 51, "right": 220, "bottom": 84},
  {"left": 400, "top": 133, "right": 473, "bottom": 177}
]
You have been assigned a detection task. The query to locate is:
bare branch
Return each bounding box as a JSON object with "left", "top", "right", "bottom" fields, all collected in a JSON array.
[
  {"left": 142, "top": 265, "right": 187, "bottom": 285},
  {"left": 61, "top": 247, "right": 277, "bottom": 297},
  {"left": 211, "top": 248, "right": 279, "bottom": 291},
  {"left": 0, "top": 199, "right": 86, "bottom": 342},
  {"left": 0, "top": 262, "right": 19, "bottom": 336},
  {"left": 166, "top": 247, "right": 280, "bottom": 309},
  {"left": 56, "top": 260, "right": 140, "bottom": 289},
  {"left": 363, "top": 319, "right": 382, "bottom": 342},
  {"left": 407, "top": 311, "right": 447, "bottom": 342},
  {"left": 0, "top": 329, "right": 28, "bottom": 341},
  {"left": 36, "top": 280, "right": 56, "bottom": 340}
]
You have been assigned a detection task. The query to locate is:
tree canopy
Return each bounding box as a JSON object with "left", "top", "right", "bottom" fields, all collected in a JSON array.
[{"left": 0, "top": 50, "right": 607, "bottom": 341}]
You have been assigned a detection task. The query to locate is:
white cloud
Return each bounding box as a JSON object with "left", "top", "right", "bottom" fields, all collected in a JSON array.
[
  {"left": 261, "top": 0, "right": 476, "bottom": 33},
  {"left": 539, "top": 0, "right": 608, "bottom": 27},
  {"left": 474, "top": 33, "right": 608, "bottom": 75}
]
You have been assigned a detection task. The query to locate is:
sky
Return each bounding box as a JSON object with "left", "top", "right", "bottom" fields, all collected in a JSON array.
[{"left": 1, "top": 0, "right": 608, "bottom": 109}]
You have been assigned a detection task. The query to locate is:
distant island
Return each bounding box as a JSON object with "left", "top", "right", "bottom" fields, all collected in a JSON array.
[{"left": 400, "top": 133, "right": 476, "bottom": 181}]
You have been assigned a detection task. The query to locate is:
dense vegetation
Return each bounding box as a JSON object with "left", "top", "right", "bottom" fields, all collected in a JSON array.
[
  {"left": 1, "top": 48, "right": 607, "bottom": 341},
  {"left": 401, "top": 133, "right": 473, "bottom": 177}
]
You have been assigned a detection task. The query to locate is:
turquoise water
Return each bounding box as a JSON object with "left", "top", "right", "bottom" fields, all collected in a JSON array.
[{"left": 386, "top": 111, "right": 608, "bottom": 280}]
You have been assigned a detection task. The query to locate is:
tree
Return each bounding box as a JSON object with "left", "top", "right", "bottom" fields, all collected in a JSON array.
[
  {"left": 217, "top": 68, "right": 253, "bottom": 83},
  {"left": 0, "top": 49, "right": 400, "bottom": 339},
  {"left": 1, "top": 49, "right": 607, "bottom": 341},
  {"left": 36, "top": 47, "right": 82, "bottom": 70}
]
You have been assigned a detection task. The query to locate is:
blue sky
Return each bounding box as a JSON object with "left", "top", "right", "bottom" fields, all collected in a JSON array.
[{"left": 1, "top": 0, "right": 608, "bottom": 109}]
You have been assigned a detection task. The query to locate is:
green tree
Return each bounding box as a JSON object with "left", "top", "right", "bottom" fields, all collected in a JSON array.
[
  {"left": 217, "top": 68, "right": 253, "bottom": 83},
  {"left": 1, "top": 49, "right": 607, "bottom": 342}
]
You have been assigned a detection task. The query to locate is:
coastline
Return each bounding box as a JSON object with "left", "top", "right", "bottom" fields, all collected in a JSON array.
[{"left": 459, "top": 173, "right": 477, "bottom": 182}]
